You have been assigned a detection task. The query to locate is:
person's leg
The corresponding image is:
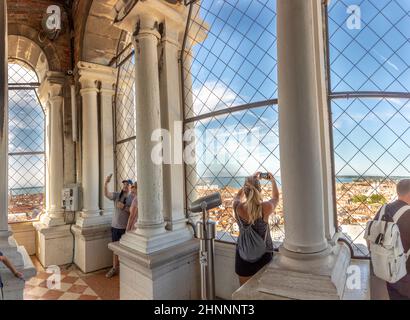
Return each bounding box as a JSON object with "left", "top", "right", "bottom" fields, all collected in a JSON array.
[
  {"left": 106, "top": 228, "right": 120, "bottom": 278},
  {"left": 113, "top": 254, "right": 119, "bottom": 269},
  {"left": 387, "top": 283, "right": 409, "bottom": 300}
]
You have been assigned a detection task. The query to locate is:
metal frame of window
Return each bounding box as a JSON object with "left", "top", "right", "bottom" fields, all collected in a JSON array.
[
  {"left": 324, "top": 0, "right": 410, "bottom": 258},
  {"left": 112, "top": 34, "right": 137, "bottom": 190},
  {"left": 180, "top": 0, "right": 281, "bottom": 244},
  {"left": 8, "top": 60, "right": 46, "bottom": 222}
]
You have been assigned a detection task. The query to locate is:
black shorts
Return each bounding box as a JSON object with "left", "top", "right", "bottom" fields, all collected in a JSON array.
[
  {"left": 235, "top": 248, "right": 273, "bottom": 277},
  {"left": 111, "top": 228, "right": 126, "bottom": 242}
]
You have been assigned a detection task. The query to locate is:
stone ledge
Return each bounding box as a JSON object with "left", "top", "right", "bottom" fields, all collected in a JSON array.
[
  {"left": 233, "top": 244, "right": 354, "bottom": 300},
  {"left": 110, "top": 238, "right": 199, "bottom": 272},
  {"left": 71, "top": 223, "right": 111, "bottom": 241}
]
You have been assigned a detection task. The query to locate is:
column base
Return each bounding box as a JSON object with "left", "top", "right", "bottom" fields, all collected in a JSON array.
[
  {"left": 71, "top": 224, "right": 113, "bottom": 273},
  {"left": 0, "top": 237, "right": 36, "bottom": 300},
  {"left": 109, "top": 239, "right": 200, "bottom": 299},
  {"left": 40, "top": 211, "right": 66, "bottom": 227},
  {"left": 34, "top": 223, "right": 74, "bottom": 267},
  {"left": 76, "top": 211, "right": 111, "bottom": 228},
  {"left": 120, "top": 226, "right": 193, "bottom": 254},
  {"left": 233, "top": 243, "right": 351, "bottom": 300}
]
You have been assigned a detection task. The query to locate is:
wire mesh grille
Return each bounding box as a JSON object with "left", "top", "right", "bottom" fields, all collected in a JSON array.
[
  {"left": 328, "top": 0, "right": 410, "bottom": 93},
  {"left": 327, "top": 0, "right": 410, "bottom": 256},
  {"left": 115, "top": 43, "right": 137, "bottom": 187},
  {"left": 8, "top": 62, "right": 45, "bottom": 223},
  {"left": 183, "top": 0, "right": 281, "bottom": 244},
  {"left": 184, "top": 0, "right": 277, "bottom": 118}
]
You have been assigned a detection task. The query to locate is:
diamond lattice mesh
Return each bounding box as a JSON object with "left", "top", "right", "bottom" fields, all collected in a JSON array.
[
  {"left": 8, "top": 63, "right": 44, "bottom": 223},
  {"left": 328, "top": 0, "right": 410, "bottom": 92},
  {"left": 185, "top": 104, "right": 283, "bottom": 243},
  {"left": 184, "top": 0, "right": 278, "bottom": 118},
  {"left": 328, "top": 0, "right": 410, "bottom": 256},
  {"left": 115, "top": 44, "right": 137, "bottom": 187}
]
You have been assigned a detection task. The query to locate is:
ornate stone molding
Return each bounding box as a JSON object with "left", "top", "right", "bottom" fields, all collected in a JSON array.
[{"left": 77, "top": 61, "right": 117, "bottom": 90}]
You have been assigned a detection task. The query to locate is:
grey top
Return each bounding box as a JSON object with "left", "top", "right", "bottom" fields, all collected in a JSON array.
[
  {"left": 109, "top": 191, "right": 133, "bottom": 229},
  {"left": 237, "top": 215, "right": 274, "bottom": 252}
]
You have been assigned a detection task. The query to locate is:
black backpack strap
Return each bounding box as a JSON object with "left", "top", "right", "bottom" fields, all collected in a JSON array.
[{"left": 234, "top": 207, "right": 244, "bottom": 229}]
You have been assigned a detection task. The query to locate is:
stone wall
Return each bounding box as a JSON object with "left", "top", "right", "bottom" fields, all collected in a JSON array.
[{"left": 8, "top": 0, "right": 72, "bottom": 72}]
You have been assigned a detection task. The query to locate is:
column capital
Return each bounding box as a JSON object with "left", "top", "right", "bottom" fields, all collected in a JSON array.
[
  {"left": 77, "top": 61, "right": 117, "bottom": 91},
  {"left": 38, "top": 71, "right": 65, "bottom": 106},
  {"left": 114, "top": 0, "right": 186, "bottom": 36}
]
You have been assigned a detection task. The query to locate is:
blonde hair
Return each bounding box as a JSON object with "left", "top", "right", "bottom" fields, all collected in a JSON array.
[{"left": 243, "top": 176, "right": 263, "bottom": 224}]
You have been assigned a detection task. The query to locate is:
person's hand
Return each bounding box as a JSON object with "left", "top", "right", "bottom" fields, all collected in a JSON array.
[
  {"left": 253, "top": 172, "right": 262, "bottom": 180},
  {"left": 105, "top": 174, "right": 113, "bottom": 184},
  {"left": 14, "top": 271, "right": 24, "bottom": 280},
  {"left": 116, "top": 202, "right": 125, "bottom": 210},
  {"left": 267, "top": 172, "right": 275, "bottom": 182}
]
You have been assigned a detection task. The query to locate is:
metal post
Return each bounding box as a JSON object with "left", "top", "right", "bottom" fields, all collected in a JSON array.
[{"left": 196, "top": 202, "right": 216, "bottom": 300}]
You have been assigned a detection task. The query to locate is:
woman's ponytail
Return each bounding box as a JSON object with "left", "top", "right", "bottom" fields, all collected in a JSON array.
[{"left": 243, "top": 176, "right": 263, "bottom": 224}]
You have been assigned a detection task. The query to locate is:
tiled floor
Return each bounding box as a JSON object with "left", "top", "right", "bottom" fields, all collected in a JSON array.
[{"left": 24, "top": 256, "right": 120, "bottom": 300}]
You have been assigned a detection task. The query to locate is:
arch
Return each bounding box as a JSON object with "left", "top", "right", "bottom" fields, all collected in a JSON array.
[
  {"left": 81, "top": 0, "right": 124, "bottom": 65},
  {"left": 8, "top": 24, "right": 62, "bottom": 81},
  {"left": 8, "top": 35, "right": 49, "bottom": 83}
]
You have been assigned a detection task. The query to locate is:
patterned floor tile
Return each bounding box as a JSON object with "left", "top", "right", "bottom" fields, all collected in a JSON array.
[
  {"left": 24, "top": 256, "right": 118, "bottom": 300},
  {"left": 58, "top": 292, "right": 82, "bottom": 300},
  {"left": 68, "top": 284, "right": 88, "bottom": 294}
]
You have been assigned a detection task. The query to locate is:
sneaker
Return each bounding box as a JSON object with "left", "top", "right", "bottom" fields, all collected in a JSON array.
[{"left": 105, "top": 267, "right": 118, "bottom": 278}]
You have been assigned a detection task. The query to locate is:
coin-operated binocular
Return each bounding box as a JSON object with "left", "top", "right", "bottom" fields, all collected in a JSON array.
[{"left": 190, "top": 192, "right": 222, "bottom": 300}]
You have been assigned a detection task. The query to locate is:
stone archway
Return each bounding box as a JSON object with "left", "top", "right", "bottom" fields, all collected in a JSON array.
[
  {"left": 80, "top": 0, "right": 124, "bottom": 65},
  {"left": 8, "top": 24, "right": 62, "bottom": 78}
]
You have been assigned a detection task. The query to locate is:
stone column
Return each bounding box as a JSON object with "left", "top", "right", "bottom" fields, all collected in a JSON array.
[
  {"left": 0, "top": 0, "right": 36, "bottom": 299},
  {"left": 0, "top": 0, "right": 7, "bottom": 243},
  {"left": 233, "top": 0, "right": 351, "bottom": 300},
  {"left": 278, "top": 1, "right": 328, "bottom": 255},
  {"left": 34, "top": 73, "right": 74, "bottom": 268},
  {"left": 159, "top": 21, "right": 192, "bottom": 240},
  {"left": 39, "top": 73, "right": 65, "bottom": 227},
  {"left": 119, "top": 13, "right": 169, "bottom": 254},
  {"left": 109, "top": 0, "right": 206, "bottom": 299},
  {"left": 72, "top": 62, "right": 116, "bottom": 273},
  {"left": 78, "top": 75, "right": 101, "bottom": 225},
  {"left": 100, "top": 77, "right": 116, "bottom": 215}
]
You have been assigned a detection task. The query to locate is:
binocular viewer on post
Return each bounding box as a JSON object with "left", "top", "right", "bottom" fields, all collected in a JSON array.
[{"left": 190, "top": 192, "right": 222, "bottom": 300}]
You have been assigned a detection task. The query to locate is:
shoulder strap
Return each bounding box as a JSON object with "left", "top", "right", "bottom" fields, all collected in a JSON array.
[
  {"left": 234, "top": 207, "right": 244, "bottom": 229},
  {"left": 393, "top": 205, "right": 410, "bottom": 223},
  {"left": 377, "top": 205, "right": 387, "bottom": 222}
]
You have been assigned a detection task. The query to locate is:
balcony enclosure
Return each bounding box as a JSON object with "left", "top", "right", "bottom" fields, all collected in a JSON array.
[{"left": 0, "top": 0, "right": 408, "bottom": 301}]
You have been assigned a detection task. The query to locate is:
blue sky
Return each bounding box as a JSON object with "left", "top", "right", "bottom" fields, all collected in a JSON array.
[{"left": 188, "top": 0, "right": 410, "bottom": 182}]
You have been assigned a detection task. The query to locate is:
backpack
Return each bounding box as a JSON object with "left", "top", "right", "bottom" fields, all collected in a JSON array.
[
  {"left": 235, "top": 209, "right": 268, "bottom": 263},
  {"left": 364, "top": 204, "right": 410, "bottom": 283}
]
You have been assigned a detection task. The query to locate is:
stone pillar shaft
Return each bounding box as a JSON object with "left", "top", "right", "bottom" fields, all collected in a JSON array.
[
  {"left": 100, "top": 85, "right": 116, "bottom": 214},
  {"left": 278, "top": 0, "right": 328, "bottom": 254},
  {"left": 159, "top": 22, "right": 189, "bottom": 231},
  {"left": 37, "top": 75, "right": 66, "bottom": 227},
  {"left": 0, "top": 0, "right": 8, "bottom": 240},
  {"left": 80, "top": 84, "right": 101, "bottom": 216},
  {"left": 133, "top": 14, "right": 165, "bottom": 232}
]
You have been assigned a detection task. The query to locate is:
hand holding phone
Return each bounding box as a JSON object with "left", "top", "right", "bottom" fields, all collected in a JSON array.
[
  {"left": 260, "top": 172, "right": 274, "bottom": 181},
  {"left": 105, "top": 173, "right": 113, "bottom": 183}
]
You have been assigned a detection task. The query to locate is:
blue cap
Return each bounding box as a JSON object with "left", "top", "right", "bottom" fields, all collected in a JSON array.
[{"left": 122, "top": 179, "right": 133, "bottom": 185}]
